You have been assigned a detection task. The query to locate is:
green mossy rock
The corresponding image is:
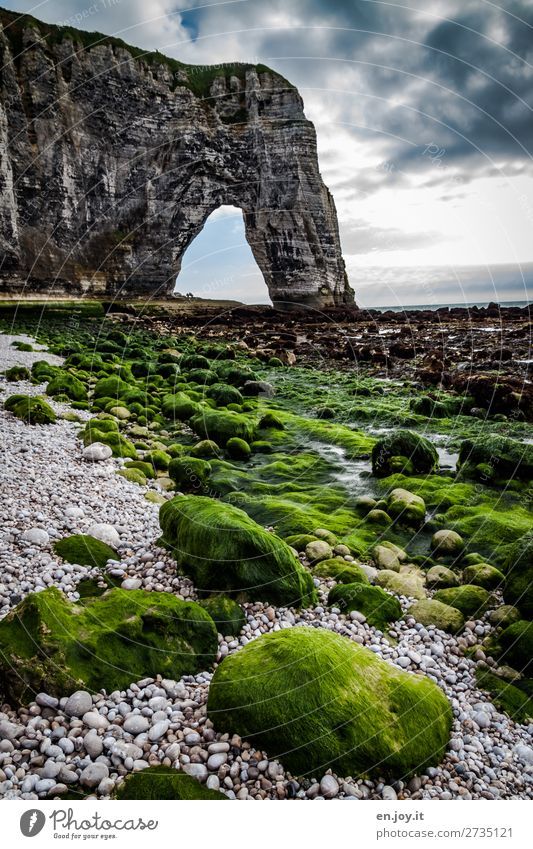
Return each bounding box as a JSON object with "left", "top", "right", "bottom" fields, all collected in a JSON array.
[
  {"left": 313, "top": 559, "right": 370, "bottom": 585},
  {"left": 199, "top": 596, "right": 246, "bottom": 636},
  {"left": 168, "top": 457, "right": 211, "bottom": 492},
  {"left": 46, "top": 372, "right": 87, "bottom": 401},
  {"left": 458, "top": 436, "right": 533, "bottom": 482},
  {"left": 375, "top": 569, "right": 426, "bottom": 600},
  {"left": 433, "top": 585, "right": 490, "bottom": 618},
  {"left": 84, "top": 427, "right": 136, "bottom": 459},
  {"left": 190, "top": 409, "right": 256, "bottom": 446},
  {"left": 4, "top": 365, "right": 31, "bottom": 381},
  {"left": 54, "top": 534, "right": 119, "bottom": 568},
  {"left": 206, "top": 383, "right": 243, "bottom": 407},
  {"left": 5, "top": 394, "right": 57, "bottom": 425},
  {"left": 407, "top": 598, "right": 465, "bottom": 633},
  {"left": 159, "top": 495, "right": 316, "bottom": 607},
  {"left": 283, "top": 533, "right": 318, "bottom": 551},
  {"left": 93, "top": 375, "right": 132, "bottom": 399},
  {"left": 488, "top": 605, "right": 521, "bottom": 628},
  {"left": 118, "top": 468, "right": 146, "bottom": 485},
  {"left": 328, "top": 583, "right": 402, "bottom": 629},
  {"left": 161, "top": 393, "right": 199, "bottom": 421},
  {"left": 144, "top": 449, "right": 171, "bottom": 470},
  {"left": 503, "top": 531, "right": 533, "bottom": 618},
  {"left": 475, "top": 669, "right": 533, "bottom": 724},
  {"left": 207, "top": 628, "right": 452, "bottom": 778},
  {"left": 258, "top": 412, "right": 285, "bottom": 430},
  {"left": 31, "top": 360, "right": 60, "bottom": 382},
  {"left": 372, "top": 430, "right": 438, "bottom": 477},
  {"left": 113, "top": 766, "right": 228, "bottom": 800},
  {"left": 124, "top": 460, "right": 156, "bottom": 479},
  {"left": 498, "top": 620, "right": 533, "bottom": 675},
  {"left": 190, "top": 439, "right": 221, "bottom": 459},
  {"left": 462, "top": 563, "right": 505, "bottom": 590},
  {"left": 426, "top": 565, "right": 460, "bottom": 589},
  {"left": 226, "top": 437, "right": 251, "bottom": 460},
  {"left": 0, "top": 587, "right": 218, "bottom": 704},
  {"left": 431, "top": 529, "right": 464, "bottom": 557},
  {"left": 387, "top": 488, "right": 426, "bottom": 527}
]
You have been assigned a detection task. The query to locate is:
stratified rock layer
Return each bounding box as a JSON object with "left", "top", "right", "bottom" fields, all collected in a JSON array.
[{"left": 0, "top": 9, "right": 352, "bottom": 309}]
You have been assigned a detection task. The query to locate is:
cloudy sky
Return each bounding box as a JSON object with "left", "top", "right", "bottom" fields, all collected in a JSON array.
[{"left": 4, "top": 0, "right": 533, "bottom": 306}]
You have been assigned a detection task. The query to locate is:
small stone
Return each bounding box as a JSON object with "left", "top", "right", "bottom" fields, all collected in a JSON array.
[
  {"left": 148, "top": 720, "right": 169, "bottom": 742},
  {"left": 319, "top": 775, "right": 339, "bottom": 798},
  {"left": 64, "top": 690, "right": 93, "bottom": 717},
  {"left": 0, "top": 720, "right": 24, "bottom": 741},
  {"left": 123, "top": 715, "right": 150, "bottom": 735},
  {"left": 87, "top": 522, "right": 120, "bottom": 548},
  {"left": 21, "top": 528, "right": 50, "bottom": 546},
  {"left": 36, "top": 693, "right": 59, "bottom": 709},
  {"left": 382, "top": 785, "right": 397, "bottom": 800},
  {"left": 182, "top": 763, "right": 208, "bottom": 781},
  {"left": 80, "top": 763, "right": 109, "bottom": 788},
  {"left": 121, "top": 578, "right": 142, "bottom": 590},
  {"left": 83, "top": 443, "right": 112, "bottom": 462},
  {"left": 207, "top": 753, "right": 227, "bottom": 771}
]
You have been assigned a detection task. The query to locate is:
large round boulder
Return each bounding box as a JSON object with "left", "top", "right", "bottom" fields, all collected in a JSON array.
[
  {"left": 371, "top": 430, "right": 438, "bottom": 477},
  {"left": 503, "top": 531, "right": 533, "bottom": 618},
  {"left": 207, "top": 628, "right": 452, "bottom": 778}
]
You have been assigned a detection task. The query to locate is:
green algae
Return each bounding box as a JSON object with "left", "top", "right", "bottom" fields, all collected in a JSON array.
[
  {"left": 54, "top": 534, "right": 119, "bottom": 568},
  {"left": 114, "top": 766, "right": 228, "bottom": 800}
]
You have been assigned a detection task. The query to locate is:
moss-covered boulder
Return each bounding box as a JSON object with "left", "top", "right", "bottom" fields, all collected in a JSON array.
[
  {"left": 54, "top": 534, "right": 119, "bottom": 568},
  {"left": 144, "top": 449, "right": 171, "bottom": 471},
  {"left": 407, "top": 598, "right": 464, "bottom": 633},
  {"left": 462, "top": 563, "right": 504, "bottom": 590},
  {"left": 375, "top": 569, "right": 426, "bottom": 600},
  {"left": 503, "top": 531, "right": 533, "bottom": 618},
  {"left": 168, "top": 457, "right": 211, "bottom": 492},
  {"left": 93, "top": 375, "right": 132, "bottom": 399},
  {"left": 387, "top": 488, "right": 426, "bottom": 527},
  {"left": 159, "top": 495, "right": 316, "bottom": 607},
  {"left": 475, "top": 669, "right": 532, "bottom": 724},
  {"left": 497, "top": 620, "right": 533, "bottom": 675},
  {"left": 433, "top": 585, "right": 490, "bottom": 618},
  {"left": 4, "top": 365, "right": 31, "bottom": 381},
  {"left": 46, "top": 372, "right": 87, "bottom": 401},
  {"left": 207, "top": 628, "right": 452, "bottom": 778},
  {"left": 313, "top": 559, "right": 370, "bottom": 585},
  {"left": 431, "top": 529, "right": 464, "bottom": 557},
  {"left": 199, "top": 596, "right": 246, "bottom": 636},
  {"left": 328, "top": 583, "right": 402, "bottom": 629},
  {"left": 372, "top": 430, "right": 438, "bottom": 477},
  {"left": 0, "top": 587, "right": 218, "bottom": 704},
  {"left": 226, "top": 437, "right": 251, "bottom": 460},
  {"left": 206, "top": 383, "right": 243, "bottom": 407},
  {"left": 83, "top": 426, "right": 136, "bottom": 459},
  {"left": 5, "top": 394, "right": 57, "bottom": 425},
  {"left": 458, "top": 436, "right": 533, "bottom": 482},
  {"left": 190, "top": 409, "right": 256, "bottom": 446},
  {"left": 190, "top": 439, "right": 221, "bottom": 459},
  {"left": 161, "top": 392, "right": 200, "bottom": 421},
  {"left": 124, "top": 460, "right": 157, "bottom": 480},
  {"left": 113, "top": 766, "right": 228, "bottom": 800},
  {"left": 426, "top": 565, "right": 460, "bottom": 589}
]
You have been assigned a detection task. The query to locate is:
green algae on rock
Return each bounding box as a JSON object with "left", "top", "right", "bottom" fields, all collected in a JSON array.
[
  {"left": 54, "top": 534, "right": 119, "bottom": 568},
  {"left": 5, "top": 394, "right": 57, "bottom": 425},
  {"left": 190, "top": 409, "right": 256, "bottom": 446},
  {"left": 207, "top": 628, "right": 452, "bottom": 778},
  {"left": 375, "top": 569, "right": 426, "bottom": 600},
  {"left": 497, "top": 620, "right": 533, "bottom": 675},
  {"left": 199, "top": 596, "right": 246, "bottom": 636},
  {"left": 503, "top": 531, "right": 533, "bottom": 618},
  {"left": 407, "top": 598, "right": 465, "bottom": 633},
  {"left": 159, "top": 495, "right": 316, "bottom": 607},
  {"left": 387, "top": 487, "right": 426, "bottom": 527},
  {"left": 113, "top": 766, "right": 228, "bottom": 800},
  {"left": 462, "top": 563, "right": 505, "bottom": 590},
  {"left": 168, "top": 457, "right": 211, "bottom": 492},
  {"left": 433, "top": 585, "right": 491, "bottom": 618},
  {"left": 46, "top": 371, "right": 88, "bottom": 401},
  {"left": 372, "top": 430, "right": 438, "bottom": 477},
  {"left": 0, "top": 587, "right": 218, "bottom": 704},
  {"left": 328, "top": 583, "right": 402, "bottom": 629},
  {"left": 458, "top": 435, "right": 533, "bottom": 483},
  {"left": 313, "top": 559, "right": 370, "bottom": 585},
  {"left": 475, "top": 669, "right": 533, "bottom": 724}
]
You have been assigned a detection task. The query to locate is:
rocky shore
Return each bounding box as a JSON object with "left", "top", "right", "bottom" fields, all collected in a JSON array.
[{"left": 0, "top": 304, "right": 532, "bottom": 801}]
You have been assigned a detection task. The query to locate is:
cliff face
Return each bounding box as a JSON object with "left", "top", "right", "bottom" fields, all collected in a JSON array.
[{"left": 0, "top": 9, "right": 353, "bottom": 308}]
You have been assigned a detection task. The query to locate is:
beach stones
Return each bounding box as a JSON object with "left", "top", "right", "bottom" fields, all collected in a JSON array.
[{"left": 83, "top": 442, "right": 113, "bottom": 462}]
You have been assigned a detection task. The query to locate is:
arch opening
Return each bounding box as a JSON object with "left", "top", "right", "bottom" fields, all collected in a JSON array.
[{"left": 173, "top": 205, "right": 272, "bottom": 305}]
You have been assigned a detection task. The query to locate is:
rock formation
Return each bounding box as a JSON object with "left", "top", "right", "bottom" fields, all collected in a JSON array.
[{"left": 0, "top": 9, "right": 353, "bottom": 308}]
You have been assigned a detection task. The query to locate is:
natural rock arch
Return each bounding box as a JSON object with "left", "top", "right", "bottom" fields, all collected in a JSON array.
[{"left": 0, "top": 10, "right": 354, "bottom": 309}]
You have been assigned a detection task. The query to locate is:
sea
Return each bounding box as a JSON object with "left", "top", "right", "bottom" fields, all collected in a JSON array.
[{"left": 369, "top": 299, "right": 531, "bottom": 312}]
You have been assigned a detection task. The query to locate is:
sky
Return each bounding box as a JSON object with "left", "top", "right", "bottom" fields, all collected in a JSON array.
[{"left": 3, "top": 0, "right": 533, "bottom": 306}]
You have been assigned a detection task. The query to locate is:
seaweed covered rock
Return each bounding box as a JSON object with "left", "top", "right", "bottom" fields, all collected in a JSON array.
[
  {"left": 371, "top": 430, "right": 438, "bottom": 477},
  {"left": 387, "top": 488, "right": 426, "bottom": 527},
  {"left": 431, "top": 529, "right": 464, "bottom": 557},
  {"left": 159, "top": 495, "right": 316, "bottom": 607},
  {"left": 313, "top": 559, "right": 370, "bottom": 585},
  {"left": 46, "top": 372, "right": 87, "bottom": 401},
  {"left": 82, "top": 419, "right": 136, "bottom": 459},
  {"left": 190, "top": 440, "right": 221, "bottom": 459},
  {"left": 328, "top": 583, "right": 402, "bottom": 629},
  {"left": 0, "top": 587, "right": 218, "bottom": 704},
  {"left": 503, "top": 531, "right": 533, "bottom": 618},
  {"left": 199, "top": 596, "right": 246, "bottom": 636},
  {"left": 5, "top": 394, "right": 56, "bottom": 425},
  {"left": 207, "top": 628, "right": 452, "bottom": 777},
  {"left": 206, "top": 383, "right": 243, "bottom": 407},
  {"left": 161, "top": 392, "right": 200, "bottom": 421},
  {"left": 462, "top": 563, "right": 504, "bottom": 590},
  {"left": 168, "top": 457, "right": 211, "bottom": 492},
  {"left": 4, "top": 365, "right": 31, "bottom": 381},
  {"left": 458, "top": 436, "right": 533, "bottom": 483},
  {"left": 407, "top": 598, "right": 464, "bottom": 633},
  {"left": 226, "top": 437, "right": 251, "bottom": 460},
  {"left": 113, "top": 766, "right": 228, "bottom": 800},
  {"left": 190, "top": 409, "right": 256, "bottom": 446},
  {"left": 475, "top": 669, "right": 533, "bottom": 724},
  {"left": 375, "top": 569, "right": 426, "bottom": 600},
  {"left": 54, "top": 534, "right": 118, "bottom": 568},
  {"left": 433, "top": 585, "right": 490, "bottom": 618},
  {"left": 497, "top": 620, "right": 533, "bottom": 675},
  {"left": 426, "top": 565, "right": 460, "bottom": 589},
  {"left": 93, "top": 375, "right": 132, "bottom": 399}
]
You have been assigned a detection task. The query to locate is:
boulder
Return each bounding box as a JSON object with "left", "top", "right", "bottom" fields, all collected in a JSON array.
[
  {"left": 82, "top": 442, "right": 113, "bottom": 462},
  {"left": 433, "top": 585, "right": 490, "bottom": 618},
  {"left": 387, "top": 488, "right": 426, "bottom": 527},
  {"left": 407, "top": 598, "right": 464, "bottom": 633},
  {"left": 305, "top": 540, "right": 333, "bottom": 564},
  {"left": 497, "top": 621, "right": 533, "bottom": 675},
  {"left": 458, "top": 436, "right": 533, "bottom": 483},
  {"left": 503, "top": 531, "right": 533, "bottom": 618},
  {"left": 328, "top": 583, "right": 402, "bottom": 629},
  {"left": 426, "top": 565, "right": 460, "bottom": 589},
  {"left": 113, "top": 766, "right": 227, "bottom": 799},
  {"left": 159, "top": 495, "right": 316, "bottom": 607},
  {"left": 375, "top": 569, "right": 426, "bottom": 600},
  {"left": 168, "top": 457, "right": 211, "bottom": 492},
  {"left": 462, "top": 563, "right": 504, "bottom": 590},
  {"left": 54, "top": 534, "right": 118, "bottom": 568},
  {"left": 371, "top": 430, "right": 438, "bottom": 477},
  {"left": 372, "top": 544, "right": 400, "bottom": 571},
  {"left": 207, "top": 628, "right": 452, "bottom": 777},
  {"left": 431, "top": 529, "right": 464, "bottom": 557},
  {"left": 4, "top": 394, "right": 56, "bottom": 425},
  {"left": 189, "top": 409, "right": 256, "bottom": 447},
  {"left": 0, "top": 587, "right": 218, "bottom": 704},
  {"left": 199, "top": 596, "right": 246, "bottom": 637}
]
